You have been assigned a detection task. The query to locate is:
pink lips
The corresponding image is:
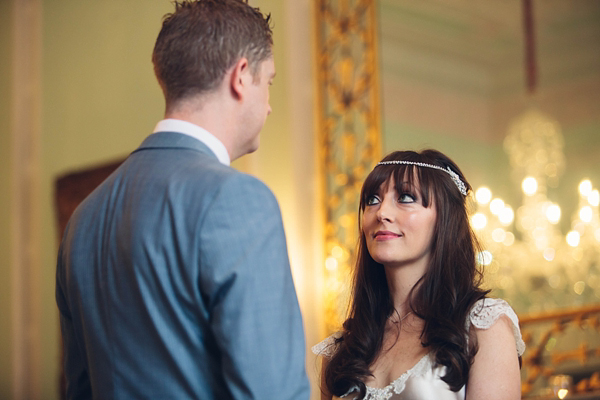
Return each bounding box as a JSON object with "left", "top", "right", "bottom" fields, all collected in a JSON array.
[{"left": 373, "top": 230, "right": 401, "bottom": 240}]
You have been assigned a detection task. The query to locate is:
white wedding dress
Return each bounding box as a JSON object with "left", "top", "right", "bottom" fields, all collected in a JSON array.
[{"left": 312, "top": 298, "right": 526, "bottom": 400}]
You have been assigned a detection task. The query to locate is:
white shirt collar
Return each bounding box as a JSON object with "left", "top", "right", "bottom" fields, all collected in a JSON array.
[{"left": 152, "top": 119, "right": 231, "bottom": 166}]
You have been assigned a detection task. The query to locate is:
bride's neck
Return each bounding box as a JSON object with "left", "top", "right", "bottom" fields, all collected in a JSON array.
[{"left": 384, "top": 264, "right": 425, "bottom": 315}]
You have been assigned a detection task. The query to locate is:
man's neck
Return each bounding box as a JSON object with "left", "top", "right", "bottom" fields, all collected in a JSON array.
[{"left": 166, "top": 99, "right": 237, "bottom": 160}]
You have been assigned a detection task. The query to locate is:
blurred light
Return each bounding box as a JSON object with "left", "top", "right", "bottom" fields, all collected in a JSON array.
[
  {"left": 325, "top": 257, "right": 338, "bottom": 271},
  {"left": 566, "top": 231, "right": 580, "bottom": 247},
  {"left": 579, "top": 179, "right": 592, "bottom": 196},
  {"left": 548, "top": 275, "right": 561, "bottom": 288},
  {"left": 589, "top": 189, "right": 600, "bottom": 206},
  {"left": 471, "top": 213, "right": 487, "bottom": 230},
  {"left": 492, "top": 228, "right": 506, "bottom": 243},
  {"left": 546, "top": 204, "right": 561, "bottom": 224},
  {"left": 339, "top": 214, "right": 353, "bottom": 227},
  {"left": 543, "top": 248, "right": 555, "bottom": 261},
  {"left": 558, "top": 389, "right": 569, "bottom": 399},
  {"left": 477, "top": 251, "right": 493, "bottom": 266},
  {"left": 545, "top": 337, "right": 557, "bottom": 351},
  {"left": 522, "top": 177, "right": 538, "bottom": 196},
  {"left": 595, "top": 228, "right": 600, "bottom": 242},
  {"left": 498, "top": 206, "right": 514, "bottom": 226},
  {"left": 490, "top": 198, "right": 505, "bottom": 215},
  {"left": 499, "top": 276, "right": 513, "bottom": 289},
  {"left": 545, "top": 163, "right": 558, "bottom": 177},
  {"left": 520, "top": 214, "right": 534, "bottom": 230},
  {"left": 536, "top": 149, "right": 548, "bottom": 163},
  {"left": 535, "top": 236, "right": 549, "bottom": 251},
  {"left": 503, "top": 232, "right": 515, "bottom": 246},
  {"left": 335, "top": 173, "right": 348, "bottom": 186},
  {"left": 475, "top": 187, "right": 492, "bottom": 205},
  {"left": 580, "top": 206, "right": 593, "bottom": 223},
  {"left": 331, "top": 246, "right": 344, "bottom": 258},
  {"left": 574, "top": 281, "right": 585, "bottom": 295},
  {"left": 533, "top": 227, "right": 545, "bottom": 239}
]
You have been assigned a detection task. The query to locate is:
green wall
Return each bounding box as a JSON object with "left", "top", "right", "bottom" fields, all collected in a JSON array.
[
  {"left": 42, "top": 0, "right": 170, "bottom": 172},
  {"left": 0, "top": 0, "right": 13, "bottom": 397},
  {"left": 246, "top": 0, "right": 294, "bottom": 200},
  {"left": 40, "top": 1, "right": 172, "bottom": 397}
]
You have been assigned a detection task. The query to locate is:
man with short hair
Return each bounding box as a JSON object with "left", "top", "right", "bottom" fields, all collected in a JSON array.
[{"left": 56, "top": 1, "right": 310, "bottom": 398}]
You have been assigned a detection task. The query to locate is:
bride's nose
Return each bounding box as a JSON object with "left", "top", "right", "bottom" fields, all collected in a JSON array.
[{"left": 376, "top": 196, "right": 394, "bottom": 222}]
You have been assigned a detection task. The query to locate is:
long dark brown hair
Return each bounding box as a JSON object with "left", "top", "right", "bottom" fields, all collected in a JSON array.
[{"left": 324, "top": 149, "right": 489, "bottom": 398}]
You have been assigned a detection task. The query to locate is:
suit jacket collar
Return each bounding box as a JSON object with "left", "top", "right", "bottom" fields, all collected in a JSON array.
[{"left": 134, "top": 131, "right": 220, "bottom": 162}]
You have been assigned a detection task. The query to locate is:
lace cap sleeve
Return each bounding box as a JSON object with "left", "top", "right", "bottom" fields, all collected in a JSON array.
[
  {"left": 311, "top": 332, "right": 342, "bottom": 358},
  {"left": 469, "top": 298, "right": 526, "bottom": 356}
]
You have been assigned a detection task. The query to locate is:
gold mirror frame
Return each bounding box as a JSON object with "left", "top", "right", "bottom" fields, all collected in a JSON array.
[{"left": 315, "top": 0, "right": 382, "bottom": 334}]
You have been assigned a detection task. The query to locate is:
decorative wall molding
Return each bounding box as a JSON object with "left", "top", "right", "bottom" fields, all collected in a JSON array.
[{"left": 315, "top": 0, "right": 382, "bottom": 334}]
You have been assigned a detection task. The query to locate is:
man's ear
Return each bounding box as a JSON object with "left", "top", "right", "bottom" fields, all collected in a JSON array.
[{"left": 230, "top": 57, "right": 250, "bottom": 100}]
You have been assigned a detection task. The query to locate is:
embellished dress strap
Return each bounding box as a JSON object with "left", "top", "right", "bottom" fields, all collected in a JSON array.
[
  {"left": 468, "top": 298, "right": 526, "bottom": 356},
  {"left": 312, "top": 332, "right": 342, "bottom": 358}
]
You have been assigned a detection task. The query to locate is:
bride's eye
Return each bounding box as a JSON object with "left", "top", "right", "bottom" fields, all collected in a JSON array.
[
  {"left": 366, "top": 195, "right": 381, "bottom": 206},
  {"left": 398, "top": 193, "right": 416, "bottom": 203}
]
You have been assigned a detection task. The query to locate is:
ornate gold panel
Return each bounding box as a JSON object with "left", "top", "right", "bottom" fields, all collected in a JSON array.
[
  {"left": 315, "top": 0, "right": 382, "bottom": 334},
  {"left": 520, "top": 305, "right": 600, "bottom": 399}
]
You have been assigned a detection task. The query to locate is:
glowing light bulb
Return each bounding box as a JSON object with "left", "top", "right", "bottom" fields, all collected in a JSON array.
[
  {"left": 579, "top": 179, "right": 592, "bottom": 197},
  {"left": 503, "top": 232, "right": 515, "bottom": 246},
  {"left": 477, "top": 251, "right": 493, "bottom": 266},
  {"left": 566, "top": 231, "right": 580, "bottom": 247},
  {"left": 589, "top": 189, "right": 599, "bottom": 206},
  {"left": 492, "top": 228, "right": 506, "bottom": 243},
  {"left": 489, "top": 198, "right": 505, "bottom": 215},
  {"left": 580, "top": 206, "right": 593, "bottom": 223},
  {"left": 543, "top": 248, "right": 555, "bottom": 262},
  {"left": 522, "top": 177, "right": 538, "bottom": 196},
  {"left": 471, "top": 213, "right": 487, "bottom": 230},
  {"left": 475, "top": 187, "right": 492, "bottom": 205},
  {"left": 498, "top": 206, "right": 514, "bottom": 226},
  {"left": 546, "top": 204, "right": 561, "bottom": 224}
]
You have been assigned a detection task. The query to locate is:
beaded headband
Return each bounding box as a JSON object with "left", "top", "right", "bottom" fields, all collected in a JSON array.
[{"left": 376, "top": 160, "right": 468, "bottom": 196}]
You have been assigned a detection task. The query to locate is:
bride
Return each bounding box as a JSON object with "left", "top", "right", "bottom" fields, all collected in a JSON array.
[{"left": 313, "top": 149, "right": 525, "bottom": 400}]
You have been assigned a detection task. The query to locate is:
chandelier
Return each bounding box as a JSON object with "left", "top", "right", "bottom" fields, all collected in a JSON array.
[
  {"left": 470, "top": 109, "right": 600, "bottom": 312},
  {"left": 467, "top": 0, "right": 600, "bottom": 312}
]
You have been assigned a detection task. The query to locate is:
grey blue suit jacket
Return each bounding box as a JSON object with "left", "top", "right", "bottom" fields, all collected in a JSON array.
[{"left": 56, "top": 131, "right": 310, "bottom": 399}]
